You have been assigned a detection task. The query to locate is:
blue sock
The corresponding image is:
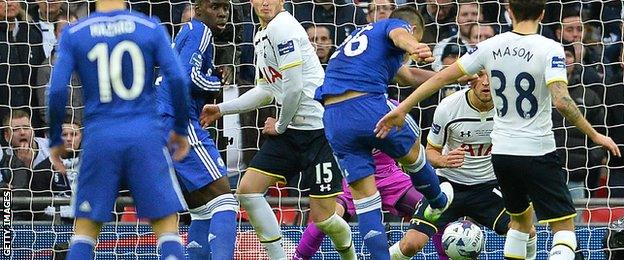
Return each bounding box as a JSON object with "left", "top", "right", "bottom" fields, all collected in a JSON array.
[
  {"left": 67, "top": 235, "right": 95, "bottom": 260},
  {"left": 209, "top": 210, "right": 237, "bottom": 259},
  {"left": 188, "top": 219, "right": 212, "bottom": 259},
  {"left": 354, "top": 192, "right": 390, "bottom": 260},
  {"left": 403, "top": 149, "right": 446, "bottom": 209},
  {"left": 158, "top": 233, "right": 185, "bottom": 260}
]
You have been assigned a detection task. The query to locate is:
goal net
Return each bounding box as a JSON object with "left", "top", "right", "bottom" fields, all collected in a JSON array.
[{"left": 3, "top": 0, "right": 624, "bottom": 259}]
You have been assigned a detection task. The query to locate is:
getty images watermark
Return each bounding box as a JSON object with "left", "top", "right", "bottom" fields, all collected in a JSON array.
[{"left": 2, "top": 190, "right": 10, "bottom": 257}]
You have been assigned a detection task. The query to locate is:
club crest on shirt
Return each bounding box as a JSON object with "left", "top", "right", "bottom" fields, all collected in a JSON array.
[
  {"left": 468, "top": 46, "right": 478, "bottom": 54},
  {"left": 277, "top": 40, "right": 295, "bottom": 56},
  {"left": 190, "top": 52, "right": 202, "bottom": 67},
  {"left": 551, "top": 56, "right": 565, "bottom": 68}
]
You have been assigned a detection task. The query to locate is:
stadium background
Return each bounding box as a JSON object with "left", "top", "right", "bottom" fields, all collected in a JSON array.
[{"left": 1, "top": 0, "right": 624, "bottom": 259}]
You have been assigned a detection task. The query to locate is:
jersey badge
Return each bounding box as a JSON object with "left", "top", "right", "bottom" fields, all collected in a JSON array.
[
  {"left": 467, "top": 46, "right": 478, "bottom": 54},
  {"left": 190, "top": 52, "right": 203, "bottom": 67},
  {"left": 278, "top": 40, "right": 295, "bottom": 56},
  {"left": 551, "top": 56, "right": 565, "bottom": 68}
]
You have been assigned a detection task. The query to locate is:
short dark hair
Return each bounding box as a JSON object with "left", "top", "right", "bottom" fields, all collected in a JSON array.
[
  {"left": 508, "top": 0, "right": 546, "bottom": 22},
  {"left": 389, "top": 6, "right": 424, "bottom": 32},
  {"left": 3, "top": 109, "right": 30, "bottom": 128}
]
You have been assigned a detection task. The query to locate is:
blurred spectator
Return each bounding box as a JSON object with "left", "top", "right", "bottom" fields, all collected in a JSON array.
[
  {"left": 34, "top": 16, "right": 82, "bottom": 126},
  {"left": 431, "top": 0, "right": 479, "bottom": 71},
  {"left": 604, "top": 45, "right": 624, "bottom": 197},
  {"left": 30, "top": 0, "right": 63, "bottom": 59},
  {"left": 366, "top": 0, "right": 395, "bottom": 23},
  {"left": 287, "top": 0, "right": 367, "bottom": 45},
  {"left": 553, "top": 6, "right": 601, "bottom": 66},
  {"left": 439, "top": 44, "right": 467, "bottom": 99},
  {"left": 306, "top": 25, "right": 334, "bottom": 69},
  {"left": 552, "top": 46, "right": 606, "bottom": 199},
  {"left": 2, "top": 109, "right": 50, "bottom": 169},
  {"left": 417, "top": 0, "right": 457, "bottom": 46},
  {"left": 0, "top": 0, "right": 46, "bottom": 127},
  {"left": 467, "top": 24, "right": 495, "bottom": 47}
]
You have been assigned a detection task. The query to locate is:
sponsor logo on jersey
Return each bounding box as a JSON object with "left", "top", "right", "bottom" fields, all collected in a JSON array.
[
  {"left": 277, "top": 40, "right": 295, "bottom": 56},
  {"left": 431, "top": 123, "right": 441, "bottom": 134},
  {"left": 551, "top": 56, "right": 565, "bottom": 68}
]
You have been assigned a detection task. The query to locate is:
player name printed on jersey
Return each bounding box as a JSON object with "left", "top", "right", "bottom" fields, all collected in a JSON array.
[
  {"left": 457, "top": 32, "right": 567, "bottom": 156},
  {"left": 428, "top": 89, "right": 496, "bottom": 185},
  {"left": 89, "top": 20, "right": 136, "bottom": 37}
]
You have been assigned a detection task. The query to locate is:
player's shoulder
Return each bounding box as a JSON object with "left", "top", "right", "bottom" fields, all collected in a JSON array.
[
  {"left": 67, "top": 10, "right": 161, "bottom": 35},
  {"left": 439, "top": 88, "right": 469, "bottom": 107},
  {"left": 181, "top": 19, "right": 211, "bottom": 38},
  {"left": 266, "top": 11, "right": 305, "bottom": 38}
]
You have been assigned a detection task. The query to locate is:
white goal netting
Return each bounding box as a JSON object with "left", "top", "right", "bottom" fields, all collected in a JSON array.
[{"left": 2, "top": 0, "right": 623, "bottom": 259}]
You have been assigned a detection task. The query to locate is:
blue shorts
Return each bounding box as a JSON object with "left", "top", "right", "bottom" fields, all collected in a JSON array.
[
  {"left": 164, "top": 116, "right": 227, "bottom": 193},
  {"left": 323, "top": 94, "right": 420, "bottom": 184},
  {"left": 74, "top": 118, "right": 187, "bottom": 222}
]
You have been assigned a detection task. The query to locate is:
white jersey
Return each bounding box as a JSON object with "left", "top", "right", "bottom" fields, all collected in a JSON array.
[
  {"left": 254, "top": 11, "right": 325, "bottom": 130},
  {"left": 427, "top": 89, "right": 496, "bottom": 185},
  {"left": 457, "top": 32, "right": 567, "bottom": 156}
]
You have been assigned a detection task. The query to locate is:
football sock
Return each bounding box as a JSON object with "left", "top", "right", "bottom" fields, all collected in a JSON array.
[
  {"left": 504, "top": 229, "right": 529, "bottom": 259},
  {"left": 402, "top": 146, "right": 446, "bottom": 209},
  {"left": 207, "top": 194, "right": 238, "bottom": 260},
  {"left": 67, "top": 235, "right": 96, "bottom": 260},
  {"left": 389, "top": 241, "right": 412, "bottom": 260},
  {"left": 354, "top": 192, "right": 390, "bottom": 260},
  {"left": 186, "top": 218, "right": 211, "bottom": 259},
  {"left": 315, "top": 213, "right": 356, "bottom": 259},
  {"left": 394, "top": 186, "right": 423, "bottom": 217},
  {"left": 526, "top": 234, "right": 537, "bottom": 260},
  {"left": 158, "top": 233, "right": 185, "bottom": 260},
  {"left": 238, "top": 193, "right": 286, "bottom": 259},
  {"left": 295, "top": 223, "right": 325, "bottom": 259},
  {"left": 432, "top": 230, "right": 450, "bottom": 260},
  {"left": 549, "top": 230, "right": 576, "bottom": 260}
]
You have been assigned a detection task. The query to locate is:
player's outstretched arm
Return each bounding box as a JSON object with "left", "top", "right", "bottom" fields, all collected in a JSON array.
[
  {"left": 375, "top": 62, "right": 465, "bottom": 138},
  {"left": 388, "top": 28, "right": 435, "bottom": 63},
  {"left": 426, "top": 143, "right": 465, "bottom": 168},
  {"left": 200, "top": 87, "right": 274, "bottom": 128},
  {"left": 549, "top": 81, "right": 621, "bottom": 157}
]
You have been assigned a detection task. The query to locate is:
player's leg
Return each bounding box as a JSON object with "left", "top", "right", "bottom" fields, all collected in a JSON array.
[
  {"left": 125, "top": 132, "right": 188, "bottom": 260},
  {"left": 308, "top": 197, "right": 356, "bottom": 260},
  {"left": 294, "top": 193, "right": 350, "bottom": 259},
  {"left": 389, "top": 182, "right": 460, "bottom": 259},
  {"left": 377, "top": 99, "right": 451, "bottom": 220},
  {"left": 237, "top": 169, "right": 286, "bottom": 259},
  {"left": 183, "top": 177, "right": 238, "bottom": 260},
  {"left": 525, "top": 152, "right": 578, "bottom": 260},
  {"left": 174, "top": 122, "right": 238, "bottom": 260},
  {"left": 491, "top": 154, "right": 533, "bottom": 259},
  {"left": 67, "top": 135, "right": 122, "bottom": 260}
]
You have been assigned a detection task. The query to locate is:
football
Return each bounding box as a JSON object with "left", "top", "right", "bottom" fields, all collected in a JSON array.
[{"left": 442, "top": 220, "right": 485, "bottom": 260}]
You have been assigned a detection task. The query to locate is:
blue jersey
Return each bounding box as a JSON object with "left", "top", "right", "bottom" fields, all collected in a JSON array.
[
  {"left": 157, "top": 19, "right": 221, "bottom": 120},
  {"left": 48, "top": 10, "right": 190, "bottom": 147},
  {"left": 315, "top": 19, "right": 411, "bottom": 101}
]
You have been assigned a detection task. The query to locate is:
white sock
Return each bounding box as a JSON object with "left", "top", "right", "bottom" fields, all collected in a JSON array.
[
  {"left": 549, "top": 230, "right": 576, "bottom": 260},
  {"left": 389, "top": 241, "right": 412, "bottom": 260},
  {"left": 238, "top": 193, "right": 286, "bottom": 259},
  {"left": 504, "top": 229, "right": 529, "bottom": 259},
  {"left": 315, "top": 213, "right": 356, "bottom": 260},
  {"left": 526, "top": 234, "right": 537, "bottom": 260}
]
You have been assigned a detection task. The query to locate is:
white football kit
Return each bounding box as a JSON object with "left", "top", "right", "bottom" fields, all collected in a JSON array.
[
  {"left": 457, "top": 32, "right": 568, "bottom": 156},
  {"left": 427, "top": 89, "right": 496, "bottom": 185}
]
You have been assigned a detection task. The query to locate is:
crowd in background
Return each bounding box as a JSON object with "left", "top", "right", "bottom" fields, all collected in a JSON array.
[{"left": 0, "top": 0, "right": 622, "bottom": 223}]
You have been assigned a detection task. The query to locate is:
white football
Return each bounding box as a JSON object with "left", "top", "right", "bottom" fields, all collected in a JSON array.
[{"left": 442, "top": 220, "right": 484, "bottom": 260}]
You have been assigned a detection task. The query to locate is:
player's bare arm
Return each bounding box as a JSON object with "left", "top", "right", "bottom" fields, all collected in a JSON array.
[
  {"left": 200, "top": 86, "right": 274, "bottom": 127},
  {"left": 549, "top": 80, "right": 621, "bottom": 157},
  {"left": 388, "top": 28, "right": 435, "bottom": 63},
  {"left": 426, "top": 143, "right": 466, "bottom": 168},
  {"left": 375, "top": 62, "right": 465, "bottom": 138}
]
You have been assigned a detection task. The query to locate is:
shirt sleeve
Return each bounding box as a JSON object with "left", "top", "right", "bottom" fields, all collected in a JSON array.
[
  {"left": 384, "top": 18, "right": 412, "bottom": 36},
  {"left": 178, "top": 24, "right": 222, "bottom": 93},
  {"left": 271, "top": 25, "right": 304, "bottom": 71},
  {"left": 457, "top": 41, "right": 487, "bottom": 76},
  {"left": 544, "top": 43, "right": 568, "bottom": 86},
  {"left": 47, "top": 28, "right": 75, "bottom": 147},
  {"left": 154, "top": 25, "right": 190, "bottom": 136},
  {"left": 427, "top": 101, "right": 451, "bottom": 148}
]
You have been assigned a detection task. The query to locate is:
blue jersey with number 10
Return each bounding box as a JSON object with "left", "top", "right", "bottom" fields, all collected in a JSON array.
[{"left": 315, "top": 18, "right": 411, "bottom": 101}]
